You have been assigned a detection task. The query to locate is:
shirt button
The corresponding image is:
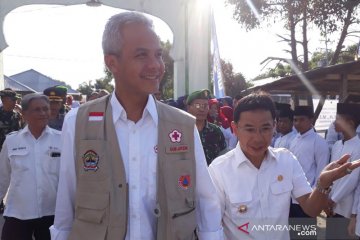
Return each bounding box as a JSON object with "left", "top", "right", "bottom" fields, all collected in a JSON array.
[
  {"left": 132, "top": 185, "right": 137, "bottom": 189},
  {"left": 131, "top": 214, "right": 137, "bottom": 218},
  {"left": 118, "top": 184, "right": 123, "bottom": 188},
  {"left": 132, "top": 157, "right": 136, "bottom": 161}
]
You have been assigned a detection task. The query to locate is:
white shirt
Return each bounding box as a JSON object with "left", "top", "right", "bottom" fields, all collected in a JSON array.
[
  {"left": 289, "top": 128, "right": 329, "bottom": 188},
  {"left": 330, "top": 136, "right": 360, "bottom": 218},
  {"left": 274, "top": 130, "right": 297, "bottom": 149},
  {"left": 50, "top": 94, "right": 223, "bottom": 240},
  {"left": 209, "top": 145, "right": 312, "bottom": 240},
  {"left": 220, "top": 127, "right": 237, "bottom": 150},
  {"left": 0, "top": 125, "right": 61, "bottom": 220},
  {"left": 326, "top": 122, "right": 360, "bottom": 151}
]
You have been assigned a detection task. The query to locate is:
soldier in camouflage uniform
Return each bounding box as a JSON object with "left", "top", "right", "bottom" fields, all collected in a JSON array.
[
  {"left": 0, "top": 88, "right": 22, "bottom": 213},
  {"left": 0, "top": 89, "right": 22, "bottom": 150},
  {"left": 43, "top": 86, "right": 69, "bottom": 131},
  {"left": 187, "top": 89, "right": 227, "bottom": 165}
]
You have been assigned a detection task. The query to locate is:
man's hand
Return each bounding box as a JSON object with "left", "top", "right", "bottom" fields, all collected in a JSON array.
[
  {"left": 324, "top": 198, "right": 335, "bottom": 217},
  {"left": 348, "top": 216, "right": 356, "bottom": 237},
  {"left": 318, "top": 154, "right": 360, "bottom": 188}
]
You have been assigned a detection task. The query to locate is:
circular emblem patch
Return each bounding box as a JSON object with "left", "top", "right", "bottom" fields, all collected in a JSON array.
[
  {"left": 178, "top": 175, "right": 191, "bottom": 190},
  {"left": 82, "top": 150, "right": 100, "bottom": 171}
]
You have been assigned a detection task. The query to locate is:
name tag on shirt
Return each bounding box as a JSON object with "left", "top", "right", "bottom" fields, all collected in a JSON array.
[{"left": 165, "top": 145, "right": 189, "bottom": 154}]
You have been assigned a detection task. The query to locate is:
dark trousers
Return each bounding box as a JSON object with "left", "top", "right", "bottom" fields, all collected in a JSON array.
[
  {"left": 1, "top": 215, "right": 54, "bottom": 240},
  {"left": 289, "top": 203, "right": 316, "bottom": 240},
  {"left": 326, "top": 214, "right": 352, "bottom": 240}
]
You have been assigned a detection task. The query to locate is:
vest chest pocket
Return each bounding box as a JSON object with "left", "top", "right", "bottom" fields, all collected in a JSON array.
[{"left": 78, "top": 140, "right": 108, "bottom": 181}]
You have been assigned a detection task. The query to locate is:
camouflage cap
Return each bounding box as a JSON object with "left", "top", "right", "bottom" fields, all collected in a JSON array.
[
  {"left": 186, "top": 89, "right": 211, "bottom": 105},
  {"left": 0, "top": 88, "right": 17, "bottom": 100}
]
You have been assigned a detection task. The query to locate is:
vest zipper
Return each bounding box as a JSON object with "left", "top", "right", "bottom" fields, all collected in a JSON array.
[{"left": 172, "top": 207, "right": 195, "bottom": 219}]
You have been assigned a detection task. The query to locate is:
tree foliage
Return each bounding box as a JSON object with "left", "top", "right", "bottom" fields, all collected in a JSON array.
[
  {"left": 160, "top": 40, "right": 174, "bottom": 100},
  {"left": 77, "top": 67, "right": 114, "bottom": 97},
  {"left": 253, "top": 43, "right": 359, "bottom": 80},
  {"left": 220, "top": 59, "right": 249, "bottom": 97},
  {"left": 310, "top": 0, "right": 360, "bottom": 64},
  {"left": 226, "top": 0, "right": 360, "bottom": 73}
]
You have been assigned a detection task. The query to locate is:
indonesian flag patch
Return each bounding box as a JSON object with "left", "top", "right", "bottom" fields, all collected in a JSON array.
[{"left": 88, "top": 112, "right": 104, "bottom": 121}]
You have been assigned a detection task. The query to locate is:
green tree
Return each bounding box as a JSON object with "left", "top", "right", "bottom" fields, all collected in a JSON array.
[
  {"left": 93, "top": 67, "right": 114, "bottom": 93},
  {"left": 77, "top": 67, "right": 114, "bottom": 97},
  {"left": 310, "top": 0, "right": 360, "bottom": 64},
  {"left": 226, "top": 0, "right": 360, "bottom": 72},
  {"left": 220, "top": 59, "right": 249, "bottom": 97},
  {"left": 160, "top": 40, "right": 174, "bottom": 100},
  {"left": 77, "top": 81, "right": 94, "bottom": 97}
]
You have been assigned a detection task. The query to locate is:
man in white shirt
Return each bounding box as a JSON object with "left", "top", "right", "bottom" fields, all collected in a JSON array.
[
  {"left": 274, "top": 106, "right": 296, "bottom": 149},
  {"left": 289, "top": 106, "right": 329, "bottom": 220},
  {"left": 326, "top": 103, "right": 360, "bottom": 239},
  {"left": 0, "top": 93, "right": 61, "bottom": 240},
  {"left": 50, "top": 12, "right": 223, "bottom": 240},
  {"left": 208, "top": 91, "right": 359, "bottom": 240}
]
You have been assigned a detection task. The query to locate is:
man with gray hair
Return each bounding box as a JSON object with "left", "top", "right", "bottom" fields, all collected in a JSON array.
[
  {"left": 51, "top": 12, "right": 223, "bottom": 240},
  {"left": 0, "top": 93, "right": 61, "bottom": 240}
]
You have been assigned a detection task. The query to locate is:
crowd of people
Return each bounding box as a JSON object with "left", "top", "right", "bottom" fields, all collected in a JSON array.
[{"left": 0, "top": 11, "right": 360, "bottom": 240}]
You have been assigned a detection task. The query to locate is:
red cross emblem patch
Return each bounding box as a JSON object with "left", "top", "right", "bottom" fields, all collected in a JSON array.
[{"left": 169, "top": 129, "right": 182, "bottom": 143}]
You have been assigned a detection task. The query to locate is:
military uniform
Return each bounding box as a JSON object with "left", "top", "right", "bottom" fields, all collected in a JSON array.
[
  {"left": 186, "top": 89, "right": 227, "bottom": 165},
  {"left": 0, "top": 89, "right": 22, "bottom": 150},
  {"left": 199, "top": 121, "right": 227, "bottom": 165},
  {"left": 0, "top": 107, "right": 22, "bottom": 150}
]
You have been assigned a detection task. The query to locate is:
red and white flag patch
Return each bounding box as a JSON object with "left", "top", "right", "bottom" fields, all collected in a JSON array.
[{"left": 88, "top": 112, "right": 104, "bottom": 121}]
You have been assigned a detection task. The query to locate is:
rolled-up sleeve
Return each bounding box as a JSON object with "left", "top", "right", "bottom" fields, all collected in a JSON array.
[
  {"left": 50, "top": 109, "right": 78, "bottom": 240},
  {"left": 193, "top": 127, "right": 224, "bottom": 240}
]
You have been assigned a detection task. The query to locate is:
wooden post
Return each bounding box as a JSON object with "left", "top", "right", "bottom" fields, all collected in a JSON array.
[{"left": 340, "top": 74, "right": 348, "bottom": 102}]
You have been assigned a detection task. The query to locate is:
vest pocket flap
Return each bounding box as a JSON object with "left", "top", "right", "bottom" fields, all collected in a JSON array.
[
  {"left": 76, "top": 192, "right": 109, "bottom": 224},
  {"left": 77, "top": 192, "right": 109, "bottom": 210}
]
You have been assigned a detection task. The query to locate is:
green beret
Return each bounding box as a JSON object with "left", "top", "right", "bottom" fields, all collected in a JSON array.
[
  {"left": 43, "top": 86, "right": 64, "bottom": 101},
  {"left": 0, "top": 88, "right": 17, "bottom": 100},
  {"left": 186, "top": 89, "right": 211, "bottom": 105}
]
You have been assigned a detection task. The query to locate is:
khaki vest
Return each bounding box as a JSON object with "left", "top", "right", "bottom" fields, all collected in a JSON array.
[{"left": 69, "top": 95, "right": 197, "bottom": 240}]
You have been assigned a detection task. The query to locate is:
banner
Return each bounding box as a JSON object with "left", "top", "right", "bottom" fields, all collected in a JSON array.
[{"left": 211, "top": 10, "right": 225, "bottom": 98}]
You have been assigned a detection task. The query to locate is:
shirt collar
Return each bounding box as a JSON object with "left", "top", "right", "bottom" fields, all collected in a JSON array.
[
  {"left": 20, "top": 125, "right": 51, "bottom": 137},
  {"left": 110, "top": 92, "right": 158, "bottom": 126},
  {"left": 233, "top": 143, "right": 277, "bottom": 168},
  {"left": 343, "top": 135, "right": 360, "bottom": 145},
  {"left": 298, "top": 127, "right": 315, "bottom": 137}
]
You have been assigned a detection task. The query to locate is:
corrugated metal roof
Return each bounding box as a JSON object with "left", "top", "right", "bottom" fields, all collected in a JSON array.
[
  {"left": 10, "top": 69, "right": 79, "bottom": 94},
  {"left": 4, "top": 75, "right": 36, "bottom": 92}
]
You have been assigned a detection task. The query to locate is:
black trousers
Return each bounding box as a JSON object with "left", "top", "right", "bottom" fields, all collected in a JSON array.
[
  {"left": 1, "top": 215, "right": 54, "bottom": 240},
  {"left": 289, "top": 203, "right": 316, "bottom": 240}
]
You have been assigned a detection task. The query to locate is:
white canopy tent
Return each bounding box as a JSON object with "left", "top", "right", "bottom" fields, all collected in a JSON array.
[{"left": 0, "top": 0, "right": 211, "bottom": 97}]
